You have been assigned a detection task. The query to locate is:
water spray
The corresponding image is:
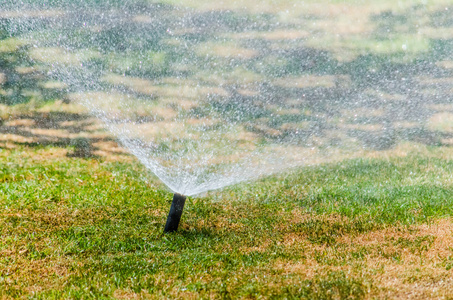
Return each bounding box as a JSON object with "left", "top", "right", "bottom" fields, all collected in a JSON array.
[
  {"left": 4, "top": 1, "right": 449, "bottom": 227},
  {"left": 164, "top": 193, "right": 186, "bottom": 233}
]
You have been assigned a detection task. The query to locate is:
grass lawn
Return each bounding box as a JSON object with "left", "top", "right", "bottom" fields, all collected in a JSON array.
[
  {"left": 1, "top": 140, "right": 453, "bottom": 299},
  {"left": 1, "top": 0, "right": 453, "bottom": 298}
]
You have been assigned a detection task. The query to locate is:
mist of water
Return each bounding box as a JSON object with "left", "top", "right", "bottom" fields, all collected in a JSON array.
[{"left": 1, "top": 1, "right": 452, "bottom": 195}]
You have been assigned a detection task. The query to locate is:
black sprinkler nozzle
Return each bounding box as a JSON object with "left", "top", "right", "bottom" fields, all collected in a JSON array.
[{"left": 164, "top": 193, "right": 186, "bottom": 233}]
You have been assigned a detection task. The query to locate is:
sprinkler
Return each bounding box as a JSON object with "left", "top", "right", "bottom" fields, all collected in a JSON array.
[{"left": 164, "top": 193, "right": 186, "bottom": 233}]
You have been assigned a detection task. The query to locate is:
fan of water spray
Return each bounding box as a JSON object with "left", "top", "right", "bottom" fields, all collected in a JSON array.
[{"left": 2, "top": 0, "right": 452, "bottom": 200}]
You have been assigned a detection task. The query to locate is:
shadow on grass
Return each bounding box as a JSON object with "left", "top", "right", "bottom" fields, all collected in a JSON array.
[
  {"left": 0, "top": 110, "right": 126, "bottom": 158},
  {"left": 1, "top": 3, "right": 452, "bottom": 154}
]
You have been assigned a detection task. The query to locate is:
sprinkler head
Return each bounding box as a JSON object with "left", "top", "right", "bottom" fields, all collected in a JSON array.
[{"left": 164, "top": 193, "right": 186, "bottom": 233}]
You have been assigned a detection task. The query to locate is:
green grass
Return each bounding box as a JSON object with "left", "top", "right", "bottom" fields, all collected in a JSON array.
[{"left": 1, "top": 145, "right": 453, "bottom": 298}]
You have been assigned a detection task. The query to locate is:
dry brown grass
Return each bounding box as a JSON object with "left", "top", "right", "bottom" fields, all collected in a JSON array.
[{"left": 273, "top": 218, "right": 453, "bottom": 299}]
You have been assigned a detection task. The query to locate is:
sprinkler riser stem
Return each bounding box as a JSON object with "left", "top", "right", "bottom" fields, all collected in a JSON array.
[{"left": 164, "top": 193, "right": 186, "bottom": 233}]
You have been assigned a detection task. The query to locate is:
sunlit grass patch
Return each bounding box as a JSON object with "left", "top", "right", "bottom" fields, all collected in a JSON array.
[
  {"left": 436, "top": 60, "right": 453, "bottom": 69},
  {"left": 0, "top": 37, "right": 26, "bottom": 53},
  {"left": 273, "top": 75, "right": 338, "bottom": 89},
  {"left": 308, "top": 35, "right": 430, "bottom": 62},
  {"left": 225, "top": 29, "right": 311, "bottom": 41},
  {"left": 196, "top": 66, "right": 263, "bottom": 85},
  {"left": 29, "top": 47, "right": 101, "bottom": 66},
  {"left": 197, "top": 41, "right": 259, "bottom": 59},
  {"left": 428, "top": 112, "right": 453, "bottom": 133}
]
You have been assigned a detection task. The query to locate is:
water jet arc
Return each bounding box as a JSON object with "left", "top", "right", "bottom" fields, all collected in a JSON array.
[{"left": 164, "top": 193, "right": 186, "bottom": 233}]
